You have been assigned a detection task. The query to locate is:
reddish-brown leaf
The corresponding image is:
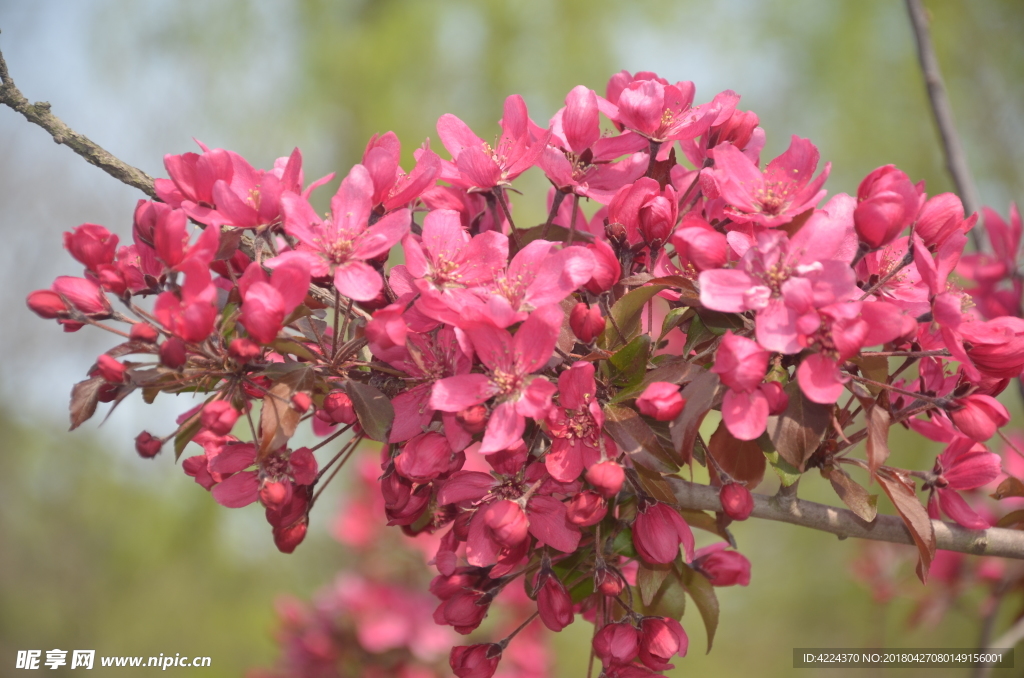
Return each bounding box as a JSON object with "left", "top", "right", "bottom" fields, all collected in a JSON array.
[
  {"left": 343, "top": 380, "right": 394, "bottom": 443},
  {"left": 670, "top": 370, "right": 721, "bottom": 466},
  {"left": 765, "top": 381, "right": 829, "bottom": 471},
  {"left": 823, "top": 465, "right": 877, "bottom": 522},
  {"left": 69, "top": 377, "right": 104, "bottom": 431},
  {"left": 991, "top": 477, "right": 1024, "bottom": 500},
  {"left": 876, "top": 468, "right": 935, "bottom": 582},
  {"left": 259, "top": 381, "right": 303, "bottom": 459},
  {"left": 865, "top": 399, "right": 891, "bottom": 479},
  {"left": 706, "top": 420, "right": 766, "bottom": 490}
]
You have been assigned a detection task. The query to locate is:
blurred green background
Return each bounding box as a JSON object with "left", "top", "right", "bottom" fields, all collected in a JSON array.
[{"left": 1, "top": 1, "right": 1022, "bottom": 676}]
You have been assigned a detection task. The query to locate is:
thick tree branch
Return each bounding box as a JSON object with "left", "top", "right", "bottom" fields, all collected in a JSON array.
[
  {"left": 668, "top": 477, "right": 1024, "bottom": 561},
  {"left": 0, "top": 35, "right": 157, "bottom": 199},
  {"left": 905, "top": 0, "right": 982, "bottom": 247}
]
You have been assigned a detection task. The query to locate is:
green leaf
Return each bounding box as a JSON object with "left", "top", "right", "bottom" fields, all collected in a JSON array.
[
  {"left": 679, "top": 509, "right": 733, "bottom": 542},
  {"left": 174, "top": 413, "right": 203, "bottom": 460},
  {"left": 640, "top": 566, "right": 687, "bottom": 620},
  {"left": 568, "top": 574, "right": 596, "bottom": 604},
  {"left": 343, "top": 380, "right": 394, "bottom": 442},
  {"left": 637, "top": 561, "right": 672, "bottom": 606},
  {"left": 609, "top": 335, "right": 652, "bottom": 387},
  {"left": 760, "top": 446, "right": 802, "bottom": 487},
  {"left": 611, "top": 357, "right": 694, "bottom": 404},
  {"left": 515, "top": 223, "right": 595, "bottom": 251},
  {"left": 599, "top": 285, "right": 670, "bottom": 349},
  {"left": 680, "top": 314, "right": 714, "bottom": 359},
  {"left": 680, "top": 564, "right": 720, "bottom": 653},
  {"left": 659, "top": 306, "right": 692, "bottom": 340},
  {"left": 611, "top": 527, "right": 637, "bottom": 559},
  {"left": 696, "top": 309, "right": 745, "bottom": 336},
  {"left": 852, "top": 354, "right": 889, "bottom": 392},
  {"left": 270, "top": 338, "right": 320, "bottom": 362}
]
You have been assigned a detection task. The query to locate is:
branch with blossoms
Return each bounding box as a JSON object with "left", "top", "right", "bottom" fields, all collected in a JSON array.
[{"left": 12, "top": 35, "right": 1024, "bottom": 677}]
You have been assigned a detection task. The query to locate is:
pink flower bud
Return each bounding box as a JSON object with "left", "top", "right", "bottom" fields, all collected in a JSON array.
[
  {"left": 52, "top": 276, "right": 111, "bottom": 316},
  {"left": 949, "top": 394, "right": 1010, "bottom": 442},
  {"left": 434, "top": 589, "right": 490, "bottom": 634},
  {"left": 134, "top": 431, "right": 163, "bottom": 458},
  {"left": 394, "top": 432, "right": 454, "bottom": 482},
  {"left": 595, "top": 566, "right": 625, "bottom": 597},
  {"left": 229, "top": 338, "right": 262, "bottom": 363},
  {"left": 291, "top": 392, "right": 312, "bottom": 413},
  {"left": 636, "top": 382, "right": 685, "bottom": 421},
  {"left": 26, "top": 289, "right": 69, "bottom": 319},
  {"left": 570, "top": 303, "right": 606, "bottom": 344},
  {"left": 96, "top": 354, "right": 127, "bottom": 383},
  {"left": 719, "top": 482, "right": 754, "bottom": 521},
  {"left": 260, "top": 479, "right": 294, "bottom": 512},
  {"left": 272, "top": 519, "right": 307, "bottom": 554},
  {"left": 962, "top": 317, "right": 1024, "bottom": 378},
  {"left": 760, "top": 381, "right": 789, "bottom": 415},
  {"left": 449, "top": 643, "right": 502, "bottom": 678},
  {"left": 482, "top": 499, "right": 529, "bottom": 547},
  {"left": 633, "top": 501, "right": 695, "bottom": 564},
  {"left": 916, "top": 193, "right": 971, "bottom": 248},
  {"left": 693, "top": 544, "right": 751, "bottom": 587},
  {"left": 638, "top": 617, "right": 688, "bottom": 671},
  {"left": 159, "top": 338, "right": 187, "bottom": 369},
  {"left": 456, "top": 404, "right": 489, "bottom": 433},
  {"left": 63, "top": 223, "right": 119, "bottom": 271},
  {"left": 586, "top": 460, "right": 625, "bottom": 497},
  {"left": 593, "top": 620, "right": 640, "bottom": 666},
  {"left": 318, "top": 391, "right": 357, "bottom": 425},
  {"left": 639, "top": 193, "right": 677, "bottom": 247},
  {"left": 537, "top": 571, "right": 575, "bottom": 631},
  {"left": 130, "top": 322, "right": 159, "bottom": 343},
  {"left": 854, "top": 165, "right": 920, "bottom": 249},
  {"left": 567, "top": 490, "right": 607, "bottom": 526},
  {"left": 365, "top": 303, "right": 409, "bottom": 355},
  {"left": 201, "top": 401, "right": 239, "bottom": 436}
]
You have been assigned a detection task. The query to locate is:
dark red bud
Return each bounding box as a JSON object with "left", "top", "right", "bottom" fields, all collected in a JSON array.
[
  {"left": 134, "top": 431, "right": 163, "bottom": 458},
  {"left": 720, "top": 483, "right": 754, "bottom": 521},
  {"left": 159, "top": 337, "right": 187, "bottom": 369},
  {"left": 570, "top": 303, "right": 606, "bottom": 344},
  {"left": 129, "top": 322, "right": 159, "bottom": 343}
]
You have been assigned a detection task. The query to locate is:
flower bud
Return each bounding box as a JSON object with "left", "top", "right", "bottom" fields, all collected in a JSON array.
[
  {"left": 202, "top": 401, "right": 240, "bottom": 436},
  {"left": 854, "top": 165, "right": 919, "bottom": 249},
  {"left": 586, "top": 460, "right": 625, "bottom": 497},
  {"left": 537, "top": 571, "right": 575, "bottom": 631},
  {"left": 260, "top": 479, "right": 293, "bottom": 512},
  {"left": 96, "top": 354, "right": 127, "bottom": 383},
  {"left": 272, "top": 519, "right": 307, "bottom": 554},
  {"left": 318, "top": 391, "right": 357, "bottom": 425},
  {"left": 159, "top": 337, "right": 187, "bottom": 369},
  {"left": 585, "top": 239, "right": 621, "bottom": 294},
  {"left": 26, "top": 290, "right": 68, "bottom": 319},
  {"left": 566, "top": 490, "right": 607, "bottom": 526},
  {"left": 570, "top": 303, "right": 606, "bottom": 344},
  {"left": 693, "top": 544, "right": 751, "bottom": 587},
  {"left": 291, "top": 392, "right": 312, "bottom": 413},
  {"left": 456, "top": 404, "right": 489, "bottom": 433},
  {"left": 760, "top": 381, "right": 789, "bottom": 415},
  {"left": 449, "top": 643, "right": 502, "bottom": 678},
  {"left": 719, "top": 482, "right": 754, "bottom": 521},
  {"left": 130, "top": 322, "right": 159, "bottom": 343},
  {"left": 633, "top": 501, "right": 695, "bottom": 564},
  {"left": 434, "top": 589, "right": 490, "bottom": 634},
  {"left": 949, "top": 394, "right": 1010, "bottom": 442},
  {"left": 482, "top": 499, "right": 529, "bottom": 547},
  {"left": 229, "top": 338, "right": 262, "bottom": 363},
  {"left": 593, "top": 620, "right": 640, "bottom": 666},
  {"left": 52, "top": 276, "right": 111, "bottom": 316},
  {"left": 134, "top": 431, "right": 163, "bottom": 458},
  {"left": 916, "top": 193, "right": 970, "bottom": 248},
  {"left": 638, "top": 617, "right": 688, "bottom": 671},
  {"left": 636, "top": 382, "right": 685, "bottom": 421},
  {"left": 594, "top": 566, "right": 625, "bottom": 597},
  {"left": 394, "top": 432, "right": 454, "bottom": 482}
]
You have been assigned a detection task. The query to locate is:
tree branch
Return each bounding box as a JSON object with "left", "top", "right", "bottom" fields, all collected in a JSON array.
[
  {"left": 668, "top": 477, "right": 1024, "bottom": 560},
  {"left": 905, "top": 0, "right": 982, "bottom": 246},
  {"left": 0, "top": 35, "right": 157, "bottom": 199}
]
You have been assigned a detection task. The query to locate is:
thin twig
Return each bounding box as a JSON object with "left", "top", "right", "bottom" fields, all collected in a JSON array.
[
  {"left": 0, "top": 37, "right": 157, "bottom": 198},
  {"left": 905, "top": 0, "right": 982, "bottom": 248}
]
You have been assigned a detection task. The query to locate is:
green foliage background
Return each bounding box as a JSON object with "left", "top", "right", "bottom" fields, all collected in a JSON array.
[{"left": 1, "top": 1, "right": 1022, "bottom": 676}]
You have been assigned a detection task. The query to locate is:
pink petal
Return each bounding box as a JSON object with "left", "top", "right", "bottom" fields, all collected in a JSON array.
[
  {"left": 796, "top": 353, "right": 847, "bottom": 404},
  {"left": 512, "top": 305, "right": 564, "bottom": 374},
  {"left": 437, "top": 471, "right": 497, "bottom": 505},
  {"left": 429, "top": 374, "right": 495, "bottom": 413},
  {"left": 722, "top": 389, "right": 769, "bottom": 441},
  {"left": 211, "top": 471, "right": 259, "bottom": 508},
  {"left": 480, "top": 401, "right": 524, "bottom": 454},
  {"left": 563, "top": 85, "right": 601, "bottom": 154},
  {"left": 698, "top": 269, "right": 757, "bottom": 313},
  {"left": 333, "top": 261, "right": 383, "bottom": 301},
  {"left": 937, "top": 488, "right": 989, "bottom": 530},
  {"left": 527, "top": 495, "right": 581, "bottom": 553}
]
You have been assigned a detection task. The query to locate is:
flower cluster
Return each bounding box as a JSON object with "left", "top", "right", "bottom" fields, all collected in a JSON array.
[{"left": 29, "top": 69, "right": 1024, "bottom": 675}]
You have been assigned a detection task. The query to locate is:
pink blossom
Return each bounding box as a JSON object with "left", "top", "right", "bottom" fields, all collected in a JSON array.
[
  {"left": 926, "top": 437, "right": 1002, "bottom": 529},
  {"left": 362, "top": 131, "right": 442, "bottom": 213},
  {"left": 570, "top": 302, "right": 606, "bottom": 343},
  {"left": 545, "top": 361, "right": 611, "bottom": 482},
  {"left": 430, "top": 306, "right": 562, "bottom": 453},
  {"left": 949, "top": 394, "right": 1010, "bottom": 442},
  {"left": 638, "top": 617, "right": 687, "bottom": 671},
  {"left": 64, "top": 224, "right": 119, "bottom": 272},
  {"left": 593, "top": 620, "right": 640, "bottom": 666},
  {"left": 915, "top": 192, "right": 976, "bottom": 249},
  {"left": 268, "top": 164, "right": 410, "bottom": 301},
  {"left": 449, "top": 643, "right": 502, "bottom": 678},
  {"left": 437, "top": 94, "right": 549, "bottom": 190},
  {"left": 238, "top": 258, "right": 311, "bottom": 344},
  {"left": 853, "top": 165, "right": 921, "bottom": 249},
  {"left": 536, "top": 571, "right": 574, "bottom": 632},
  {"left": 712, "top": 331, "right": 772, "bottom": 440},
  {"left": 708, "top": 136, "right": 830, "bottom": 227},
  {"left": 567, "top": 490, "right": 608, "bottom": 526},
  {"left": 612, "top": 77, "right": 723, "bottom": 150}
]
